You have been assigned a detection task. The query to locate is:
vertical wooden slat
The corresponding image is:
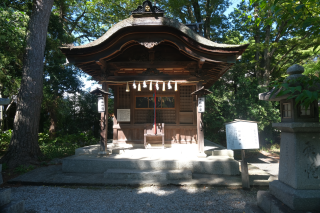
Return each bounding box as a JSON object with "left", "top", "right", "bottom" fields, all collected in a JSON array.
[
  {"left": 131, "top": 84, "right": 135, "bottom": 125},
  {"left": 113, "top": 85, "right": 118, "bottom": 141},
  {"left": 103, "top": 82, "right": 109, "bottom": 153},
  {"left": 176, "top": 84, "right": 180, "bottom": 125},
  {"left": 193, "top": 85, "right": 197, "bottom": 125}
]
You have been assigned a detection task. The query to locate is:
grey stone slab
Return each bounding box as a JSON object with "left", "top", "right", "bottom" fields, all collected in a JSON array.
[
  {"left": 111, "top": 149, "right": 125, "bottom": 154},
  {"left": 191, "top": 157, "right": 240, "bottom": 175},
  {"left": 244, "top": 203, "right": 265, "bottom": 213},
  {"left": 166, "top": 170, "right": 192, "bottom": 180},
  {"left": 257, "top": 191, "right": 272, "bottom": 213},
  {"left": 277, "top": 131, "right": 320, "bottom": 189},
  {"left": 104, "top": 169, "right": 192, "bottom": 181},
  {"left": 270, "top": 180, "right": 320, "bottom": 211},
  {"left": 8, "top": 165, "right": 272, "bottom": 187},
  {"left": 62, "top": 155, "right": 240, "bottom": 175},
  {"left": 0, "top": 188, "right": 11, "bottom": 207},
  {"left": 104, "top": 169, "right": 167, "bottom": 180},
  {"left": 0, "top": 200, "right": 25, "bottom": 213},
  {"left": 204, "top": 149, "right": 234, "bottom": 158},
  {"left": 257, "top": 190, "right": 315, "bottom": 213}
]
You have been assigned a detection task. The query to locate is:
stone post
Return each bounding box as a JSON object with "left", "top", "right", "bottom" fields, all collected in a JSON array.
[{"left": 250, "top": 64, "right": 320, "bottom": 212}]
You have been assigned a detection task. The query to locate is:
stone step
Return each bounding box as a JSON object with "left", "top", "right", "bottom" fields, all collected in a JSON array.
[
  {"left": 0, "top": 188, "right": 11, "bottom": 207},
  {"left": 0, "top": 200, "right": 25, "bottom": 213},
  {"left": 75, "top": 143, "right": 235, "bottom": 158},
  {"left": 204, "top": 149, "right": 234, "bottom": 158},
  {"left": 104, "top": 169, "right": 192, "bottom": 180},
  {"left": 62, "top": 155, "right": 240, "bottom": 175}
]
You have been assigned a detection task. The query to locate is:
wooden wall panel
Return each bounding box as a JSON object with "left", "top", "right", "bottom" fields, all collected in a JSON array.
[{"left": 179, "top": 112, "right": 193, "bottom": 124}]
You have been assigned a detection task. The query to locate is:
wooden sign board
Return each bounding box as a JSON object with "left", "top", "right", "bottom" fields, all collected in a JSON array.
[
  {"left": 117, "top": 109, "right": 130, "bottom": 122},
  {"left": 98, "top": 97, "right": 105, "bottom": 113},
  {"left": 225, "top": 120, "right": 259, "bottom": 150},
  {"left": 198, "top": 97, "right": 205, "bottom": 113}
]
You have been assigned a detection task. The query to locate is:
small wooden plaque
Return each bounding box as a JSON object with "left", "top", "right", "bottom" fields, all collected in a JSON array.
[{"left": 117, "top": 109, "right": 130, "bottom": 122}]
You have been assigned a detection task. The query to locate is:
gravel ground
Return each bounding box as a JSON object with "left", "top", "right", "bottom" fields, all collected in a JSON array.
[{"left": 10, "top": 185, "right": 259, "bottom": 213}]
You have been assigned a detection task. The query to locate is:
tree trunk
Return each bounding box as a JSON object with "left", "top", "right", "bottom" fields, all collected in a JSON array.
[
  {"left": 192, "top": 0, "right": 203, "bottom": 33},
  {"left": 254, "top": 3, "right": 261, "bottom": 82},
  {"left": 263, "top": 24, "right": 271, "bottom": 87},
  {"left": 1, "top": 0, "right": 54, "bottom": 168},
  {"left": 204, "top": 0, "right": 211, "bottom": 39}
]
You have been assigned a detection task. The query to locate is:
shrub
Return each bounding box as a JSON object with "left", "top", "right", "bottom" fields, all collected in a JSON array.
[{"left": 0, "top": 130, "right": 12, "bottom": 152}]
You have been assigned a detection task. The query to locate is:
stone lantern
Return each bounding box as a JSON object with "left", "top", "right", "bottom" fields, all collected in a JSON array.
[{"left": 251, "top": 64, "right": 320, "bottom": 212}]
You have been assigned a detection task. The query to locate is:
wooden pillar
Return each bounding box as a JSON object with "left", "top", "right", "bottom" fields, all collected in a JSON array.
[
  {"left": 241, "top": 149, "right": 250, "bottom": 189},
  {"left": 99, "top": 82, "right": 108, "bottom": 155},
  {"left": 113, "top": 85, "right": 118, "bottom": 142},
  {"left": 196, "top": 82, "right": 206, "bottom": 158}
]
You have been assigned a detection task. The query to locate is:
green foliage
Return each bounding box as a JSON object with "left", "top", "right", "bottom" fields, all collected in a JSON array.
[
  {"left": 39, "top": 131, "right": 97, "bottom": 160},
  {"left": 0, "top": 6, "right": 29, "bottom": 96},
  {"left": 250, "top": 0, "right": 320, "bottom": 46},
  {"left": 271, "top": 75, "right": 320, "bottom": 109},
  {"left": 14, "top": 165, "right": 34, "bottom": 174},
  {"left": 204, "top": 64, "right": 280, "bottom": 145},
  {"left": 1, "top": 129, "right": 97, "bottom": 160},
  {"left": 0, "top": 129, "right": 12, "bottom": 152},
  {"left": 303, "top": 57, "right": 320, "bottom": 76}
]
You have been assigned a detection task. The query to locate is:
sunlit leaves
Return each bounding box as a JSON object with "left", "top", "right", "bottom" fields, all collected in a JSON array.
[
  {"left": 0, "top": 6, "right": 29, "bottom": 97},
  {"left": 272, "top": 75, "right": 320, "bottom": 109},
  {"left": 250, "top": 0, "right": 320, "bottom": 45}
]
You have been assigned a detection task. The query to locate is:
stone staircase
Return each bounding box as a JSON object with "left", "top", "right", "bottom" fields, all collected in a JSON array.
[{"left": 62, "top": 140, "right": 240, "bottom": 181}]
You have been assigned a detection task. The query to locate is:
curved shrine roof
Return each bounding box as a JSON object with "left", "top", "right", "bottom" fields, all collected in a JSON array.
[
  {"left": 60, "top": 1, "right": 249, "bottom": 88},
  {"left": 60, "top": 16, "right": 247, "bottom": 51}
]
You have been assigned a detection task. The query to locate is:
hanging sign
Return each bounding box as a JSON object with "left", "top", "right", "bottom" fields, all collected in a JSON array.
[
  {"left": 225, "top": 120, "right": 260, "bottom": 150},
  {"left": 98, "top": 96, "right": 105, "bottom": 113},
  {"left": 198, "top": 97, "right": 205, "bottom": 113}
]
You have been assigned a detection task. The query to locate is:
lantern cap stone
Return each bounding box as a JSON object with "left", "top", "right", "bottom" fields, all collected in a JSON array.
[
  {"left": 286, "top": 64, "right": 304, "bottom": 75},
  {"left": 258, "top": 88, "right": 289, "bottom": 101}
]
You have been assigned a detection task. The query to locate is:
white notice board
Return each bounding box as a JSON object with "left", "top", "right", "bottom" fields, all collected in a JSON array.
[
  {"left": 225, "top": 120, "right": 259, "bottom": 150},
  {"left": 117, "top": 109, "right": 130, "bottom": 122},
  {"left": 198, "top": 97, "right": 205, "bottom": 113},
  {"left": 98, "top": 97, "right": 105, "bottom": 113}
]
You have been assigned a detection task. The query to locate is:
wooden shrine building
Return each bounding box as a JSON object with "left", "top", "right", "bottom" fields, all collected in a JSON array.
[{"left": 60, "top": 1, "right": 248, "bottom": 155}]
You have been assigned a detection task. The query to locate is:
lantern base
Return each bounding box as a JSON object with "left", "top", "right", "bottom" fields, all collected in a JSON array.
[{"left": 269, "top": 180, "right": 320, "bottom": 211}]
